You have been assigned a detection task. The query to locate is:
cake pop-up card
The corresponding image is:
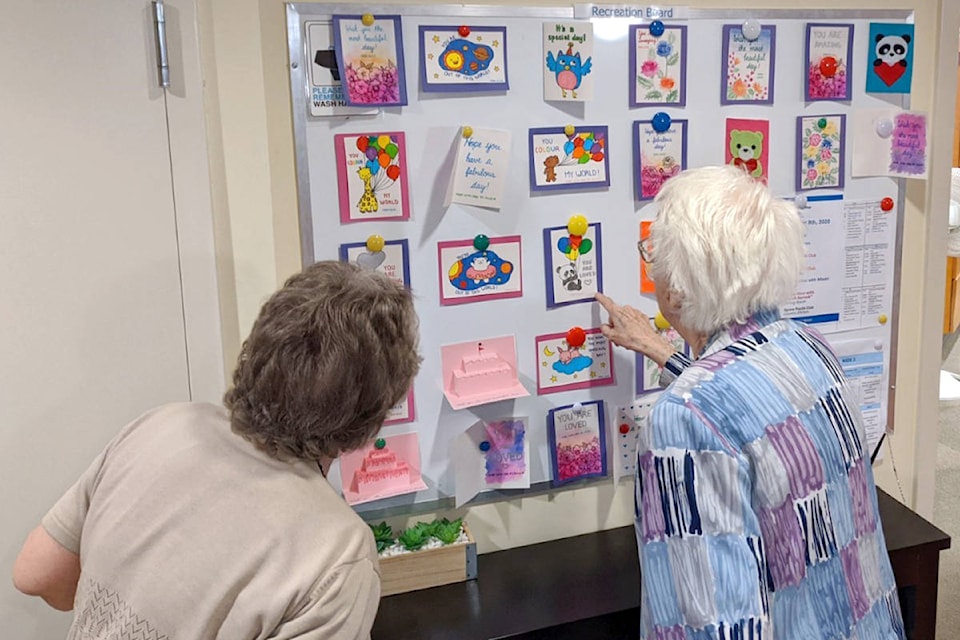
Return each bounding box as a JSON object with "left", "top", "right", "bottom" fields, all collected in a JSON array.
[
  {"left": 334, "top": 132, "right": 410, "bottom": 223},
  {"left": 634, "top": 117, "right": 687, "bottom": 201},
  {"left": 543, "top": 215, "right": 603, "bottom": 307},
  {"left": 332, "top": 14, "right": 408, "bottom": 107},
  {"left": 451, "top": 417, "right": 530, "bottom": 507},
  {"left": 438, "top": 234, "right": 522, "bottom": 305},
  {"left": 529, "top": 126, "right": 609, "bottom": 191},
  {"left": 797, "top": 114, "right": 846, "bottom": 191},
  {"left": 339, "top": 433, "right": 427, "bottom": 505},
  {"left": 805, "top": 23, "right": 853, "bottom": 101},
  {"left": 721, "top": 23, "right": 776, "bottom": 104},
  {"left": 535, "top": 326, "right": 615, "bottom": 395},
  {"left": 542, "top": 21, "right": 594, "bottom": 102},
  {"left": 636, "top": 316, "right": 689, "bottom": 394},
  {"left": 441, "top": 335, "right": 529, "bottom": 410},
  {"left": 339, "top": 236, "right": 411, "bottom": 287},
  {"left": 419, "top": 25, "right": 508, "bottom": 92},
  {"left": 445, "top": 126, "right": 512, "bottom": 210},
  {"left": 629, "top": 23, "right": 687, "bottom": 107},
  {"left": 547, "top": 400, "right": 608, "bottom": 485}
]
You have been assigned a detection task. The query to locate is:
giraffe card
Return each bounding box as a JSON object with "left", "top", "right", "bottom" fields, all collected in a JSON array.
[
  {"left": 419, "top": 25, "right": 509, "bottom": 92},
  {"left": 334, "top": 132, "right": 411, "bottom": 223},
  {"left": 721, "top": 24, "right": 776, "bottom": 104},
  {"left": 438, "top": 235, "right": 523, "bottom": 305},
  {"left": 547, "top": 401, "right": 608, "bottom": 485},
  {"left": 332, "top": 15, "right": 408, "bottom": 107},
  {"left": 542, "top": 22, "right": 594, "bottom": 102},
  {"left": 629, "top": 24, "right": 687, "bottom": 107},
  {"left": 528, "top": 126, "right": 609, "bottom": 191},
  {"left": 339, "top": 238, "right": 411, "bottom": 287},
  {"left": 534, "top": 328, "right": 615, "bottom": 395},
  {"left": 543, "top": 222, "right": 603, "bottom": 307}
]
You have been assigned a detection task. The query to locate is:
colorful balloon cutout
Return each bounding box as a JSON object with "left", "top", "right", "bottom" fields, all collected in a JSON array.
[
  {"left": 377, "top": 135, "right": 391, "bottom": 149},
  {"left": 574, "top": 137, "right": 584, "bottom": 148},
  {"left": 357, "top": 137, "right": 369, "bottom": 152},
  {"left": 385, "top": 143, "right": 399, "bottom": 159},
  {"left": 386, "top": 165, "right": 401, "bottom": 180},
  {"left": 368, "top": 159, "right": 380, "bottom": 175},
  {"left": 592, "top": 152, "right": 604, "bottom": 162},
  {"left": 368, "top": 136, "right": 378, "bottom": 149},
  {"left": 378, "top": 152, "right": 390, "bottom": 168},
  {"left": 365, "top": 147, "right": 378, "bottom": 160},
  {"left": 573, "top": 147, "right": 585, "bottom": 159},
  {"left": 564, "top": 141, "right": 574, "bottom": 154},
  {"left": 578, "top": 154, "right": 590, "bottom": 164}
]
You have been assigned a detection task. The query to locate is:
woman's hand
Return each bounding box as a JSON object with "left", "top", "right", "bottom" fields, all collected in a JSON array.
[{"left": 595, "top": 293, "right": 676, "bottom": 366}]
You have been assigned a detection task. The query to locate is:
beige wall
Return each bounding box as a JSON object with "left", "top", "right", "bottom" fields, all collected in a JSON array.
[{"left": 200, "top": 0, "right": 959, "bottom": 549}]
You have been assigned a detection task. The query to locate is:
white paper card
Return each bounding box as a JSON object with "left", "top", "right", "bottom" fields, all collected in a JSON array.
[
  {"left": 447, "top": 127, "right": 511, "bottom": 209},
  {"left": 852, "top": 108, "right": 929, "bottom": 179}
]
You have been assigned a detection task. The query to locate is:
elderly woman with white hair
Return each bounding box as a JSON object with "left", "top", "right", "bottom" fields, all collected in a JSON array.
[{"left": 597, "top": 166, "right": 904, "bottom": 639}]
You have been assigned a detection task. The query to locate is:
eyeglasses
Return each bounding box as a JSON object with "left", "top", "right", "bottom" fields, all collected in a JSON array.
[{"left": 637, "top": 238, "right": 654, "bottom": 264}]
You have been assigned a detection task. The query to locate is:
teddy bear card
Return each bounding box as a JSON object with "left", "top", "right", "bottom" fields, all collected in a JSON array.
[
  {"left": 528, "top": 126, "right": 610, "bottom": 191},
  {"left": 437, "top": 235, "right": 523, "bottom": 305},
  {"left": 542, "top": 222, "right": 603, "bottom": 307},
  {"left": 725, "top": 118, "right": 770, "bottom": 183}
]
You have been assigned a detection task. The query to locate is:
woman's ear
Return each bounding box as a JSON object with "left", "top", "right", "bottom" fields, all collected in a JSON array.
[{"left": 662, "top": 288, "right": 684, "bottom": 316}]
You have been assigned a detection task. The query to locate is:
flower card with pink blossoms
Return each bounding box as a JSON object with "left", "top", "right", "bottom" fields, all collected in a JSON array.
[
  {"left": 633, "top": 118, "right": 687, "bottom": 201},
  {"left": 333, "top": 14, "right": 408, "bottom": 107},
  {"left": 547, "top": 401, "right": 608, "bottom": 485},
  {"left": 796, "top": 114, "right": 846, "bottom": 191},
  {"left": 805, "top": 24, "right": 854, "bottom": 102},
  {"left": 721, "top": 24, "right": 776, "bottom": 105},
  {"left": 629, "top": 24, "right": 687, "bottom": 107}
]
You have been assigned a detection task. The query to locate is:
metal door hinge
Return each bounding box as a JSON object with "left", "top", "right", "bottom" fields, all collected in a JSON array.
[{"left": 152, "top": 0, "right": 170, "bottom": 88}]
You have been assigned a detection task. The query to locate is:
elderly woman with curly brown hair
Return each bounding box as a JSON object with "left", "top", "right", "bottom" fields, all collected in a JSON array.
[{"left": 13, "top": 261, "right": 421, "bottom": 639}]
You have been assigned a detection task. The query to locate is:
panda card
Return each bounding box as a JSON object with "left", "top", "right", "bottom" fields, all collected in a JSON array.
[
  {"left": 542, "top": 22, "right": 594, "bottom": 102},
  {"left": 438, "top": 235, "right": 523, "bottom": 305},
  {"left": 543, "top": 222, "right": 603, "bottom": 307},
  {"left": 725, "top": 118, "right": 770, "bottom": 184},
  {"left": 866, "top": 23, "right": 914, "bottom": 94}
]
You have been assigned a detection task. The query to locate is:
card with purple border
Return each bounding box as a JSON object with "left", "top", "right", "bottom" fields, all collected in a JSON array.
[
  {"left": 805, "top": 23, "right": 854, "bottom": 101},
  {"left": 547, "top": 400, "right": 608, "bottom": 485},
  {"left": 339, "top": 238, "right": 412, "bottom": 287},
  {"left": 633, "top": 119, "right": 687, "bottom": 201},
  {"left": 721, "top": 24, "right": 776, "bottom": 105},
  {"left": 796, "top": 114, "right": 846, "bottom": 191},
  {"left": 529, "top": 126, "right": 610, "bottom": 191},
  {"left": 629, "top": 24, "right": 687, "bottom": 107},
  {"left": 332, "top": 15, "right": 408, "bottom": 107},
  {"left": 543, "top": 222, "right": 603, "bottom": 307},
  {"left": 419, "top": 25, "right": 509, "bottom": 93}
]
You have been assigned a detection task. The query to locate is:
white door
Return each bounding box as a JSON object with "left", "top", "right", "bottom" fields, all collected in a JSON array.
[{"left": 0, "top": 2, "right": 216, "bottom": 635}]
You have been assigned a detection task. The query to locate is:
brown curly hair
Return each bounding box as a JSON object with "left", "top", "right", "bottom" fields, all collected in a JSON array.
[{"left": 224, "top": 261, "right": 421, "bottom": 461}]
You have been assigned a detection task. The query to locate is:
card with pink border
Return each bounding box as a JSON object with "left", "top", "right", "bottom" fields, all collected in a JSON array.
[
  {"left": 438, "top": 235, "right": 523, "bottom": 305},
  {"left": 334, "top": 132, "right": 411, "bottom": 223},
  {"left": 441, "top": 335, "right": 529, "bottom": 410},
  {"left": 339, "top": 432, "right": 427, "bottom": 505},
  {"left": 535, "top": 328, "right": 614, "bottom": 395},
  {"left": 383, "top": 388, "right": 415, "bottom": 425}
]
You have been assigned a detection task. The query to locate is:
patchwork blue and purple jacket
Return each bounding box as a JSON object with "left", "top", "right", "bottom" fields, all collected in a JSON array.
[{"left": 636, "top": 310, "right": 905, "bottom": 639}]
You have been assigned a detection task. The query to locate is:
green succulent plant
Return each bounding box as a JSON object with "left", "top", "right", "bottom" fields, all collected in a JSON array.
[
  {"left": 434, "top": 518, "right": 464, "bottom": 545},
  {"left": 397, "top": 523, "right": 430, "bottom": 551},
  {"left": 369, "top": 521, "right": 395, "bottom": 554}
]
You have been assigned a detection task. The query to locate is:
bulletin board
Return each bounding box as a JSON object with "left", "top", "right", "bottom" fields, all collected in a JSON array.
[{"left": 286, "top": 4, "right": 915, "bottom": 516}]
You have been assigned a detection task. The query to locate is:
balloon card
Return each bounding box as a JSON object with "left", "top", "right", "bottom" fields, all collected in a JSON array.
[
  {"left": 805, "top": 23, "right": 854, "bottom": 101},
  {"left": 635, "top": 323, "right": 689, "bottom": 395},
  {"left": 332, "top": 14, "right": 408, "bottom": 107},
  {"left": 547, "top": 400, "right": 608, "bottom": 485},
  {"left": 542, "top": 21, "right": 594, "bottom": 102},
  {"left": 534, "top": 328, "right": 615, "bottom": 395},
  {"left": 528, "top": 126, "right": 609, "bottom": 191},
  {"left": 542, "top": 222, "right": 603, "bottom": 307},
  {"left": 339, "top": 238, "right": 411, "bottom": 287},
  {"left": 797, "top": 114, "right": 846, "bottom": 191},
  {"left": 721, "top": 24, "right": 776, "bottom": 105},
  {"left": 419, "top": 25, "right": 509, "bottom": 92},
  {"left": 446, "top": 127, "right": 511, "bottom": 210},
  {"left": 438, "top": 235, "right": 523, "bottom": 306},
  {"left": 334, "top": 132, "right": 411, "bottom": 223},
  {"left": 633, "top": 118, "right": 687, "bottom": 201},
  {"left": 629, "top": 24, "right": 687, "bottom": 107}
]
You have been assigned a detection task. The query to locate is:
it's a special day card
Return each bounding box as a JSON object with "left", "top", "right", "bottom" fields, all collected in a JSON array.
[
  {"left": 333, "top": 14, "right": 408, "bottom": 107},
  {"left": 438, "top": 235, "right": 522, "bottom": 305},
  {"left": 535, "top": 328, "right": 614, "bottom": 395},
  {"left": 629, "top": 24, "right": 687, "bottom": 107},
  {"left": 529, "top": 126, "right": 609, "bottom": 191},
  {"left": 721, "top": 24, "right": 776, "bottom": 104},
  {"left": 334, "top": 132, "right": 410, "bottom": 223},
  {"left": 419, "top": 25, "right": 508, "bottom": 92},
  {"left": 542, "top": 21, "right": 594, "bottom": 101},
  {"left": 543, "top": 222, "right": 602, "bottom": 307},
  {"left": 440, "top": 336, "right": 529, "bottom": 410},
  {"left": 339, "top": 238, "right": 411, "bottom": 287},
  {"left": 547, "top": 401, "right": 608, "bottom": 484}
]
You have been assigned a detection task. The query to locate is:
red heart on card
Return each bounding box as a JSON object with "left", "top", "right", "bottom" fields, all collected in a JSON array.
[{"left": 873, "top": 62, "right": 906, "bottom": 87}]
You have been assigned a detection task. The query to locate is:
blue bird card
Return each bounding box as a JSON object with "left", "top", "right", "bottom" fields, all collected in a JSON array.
[
  {"left": 865, "top": 23, "right": 914, "bottom": 94},
  {"left": 542, "top": 22, "right": 594, "bottom": 102},
  {"left": 630, "top": 24, "right": 687, "bottom": 107},
  {"left": 419, "top": 25, "right": 508, "bottom": 92}
]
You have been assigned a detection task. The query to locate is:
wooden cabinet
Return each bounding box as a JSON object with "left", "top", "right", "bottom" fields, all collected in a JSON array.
[{"left": 945, "top": 257, "right": 960, "bottom": 333}]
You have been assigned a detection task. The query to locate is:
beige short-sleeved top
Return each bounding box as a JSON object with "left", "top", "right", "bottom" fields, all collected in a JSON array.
[{"left": 42, "top": 402, "right": 380, "bottom": 640}]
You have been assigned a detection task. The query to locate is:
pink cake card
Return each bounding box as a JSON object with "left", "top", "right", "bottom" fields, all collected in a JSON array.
[
  {"left": 334, "top": 132, "right": 411, "bottom": 223},
  {"left": 339, "top": 432, "right": 427, "bottom": 505},
  {"left": 725, "top": 118, "right": 770, "bottom": 183},
  {"left": 440, "top": 336, "right": 529, "bottom": 410},
  {"left": 438, "top": 235, "right": 523, "bottom": 305},
  {"left": 535, "top": 328, "right": 615, "bottom": 395}
]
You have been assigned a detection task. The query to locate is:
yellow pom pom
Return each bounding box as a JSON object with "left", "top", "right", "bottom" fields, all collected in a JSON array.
[
  {"left": 462, "top": 126, "right": 473, "bottom": 138},
  {"left": 361, "top": 13, "right": 375, "bottom": 26},
  {"left": 366, "top": 234, "right": 385, "bottom": 253},
  {"left": 564, "top": 124, "right": 576, "bottom": 137},
  {"left": 654, "top": 312, "right": 671, "bottom": 331},
  {"left": 567, "top": 214, "right": 588, "bottom": 237}
]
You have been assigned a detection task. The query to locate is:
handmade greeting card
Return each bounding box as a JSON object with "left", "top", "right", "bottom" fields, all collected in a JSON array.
[
  {"left": 629, "top": 24, "right": 687, "bottom": 107},
  {"left": 440, "top": 336, "right": 529, "bottom": 410},
  {"left": 636, "top": 323, "right": 689, "bottom": 394},
  {"left": 543, "top": 222, "right": 603, "bottom": 307},
  {"left": 725, "top": 118, "right": 770, "bottom": 183},
  {"left": 721, "top": 24, "right": 776, "bottom": 104},
  {"left": 332, "top": 15, "right": 408, "bottom": 107},
  {"left": 339, "top": 238, "right": 411, "bottom": 287},
  {"left": 613, "top": 400, "right": 656, "bottom": 483},
  {"left": 306, "top": 21, "right": 379, "bottom": 117},
  {"left": 529, "top": 126, "right": 609, "bottom": 191},
  {"left": 639, "top": 221, "right": 655, "bottom": 293},
  {"left": 866, "top": 23, "right": 914, "bottom": 94},
  {"left": 542, "top": 22, "right": 594, "bottom": 101},
  {"left": 334, "top": 132, "right": 410, "bottom": 223},
  {"left": 451, "top": 417, "right": 530, "bottom": 507},
  {"left": 547, "top": 401, "right": 608, "bottom": 485},
  {"left": 438, "top": 235, "right": 522, "bottom": 305},
  {"left": 633, "top": 119, "right": 687, "bottom": 201},
  {"left": 805, "top": 23, "right": 853, "bottom": 101},
  {"left": 419, "top": 25, "right": 508, "bottom": 92},
  {"left": 852, "top": 108, "right": 928, "bottom": 179},
  {"left": 535, "top": 328, "right": 615, "bottom": 395},
  {"left": 446, "top": 127, "right": 511, "bottom": 209},
  {"left": 384, "top": 389, "right": 416, "bottom": 425},
  {"left": 339, "top": 433, "right": 427, "bottom": 505},
  {"left": 797, "top": 115, "right": 846, "bottom": 191}
]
